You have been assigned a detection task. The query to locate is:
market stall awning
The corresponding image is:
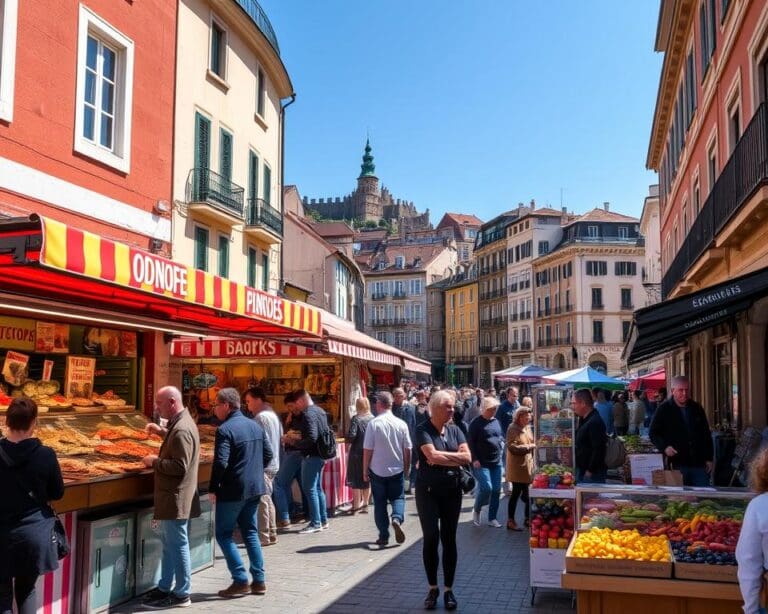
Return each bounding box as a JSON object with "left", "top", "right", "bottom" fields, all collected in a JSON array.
[
  {"left": 543, "top": 366, "right": 626, "bottom": 390},
  {"left": 492, "top": 364, "right": 554, "bottom": 382},
  {"left": 624, "top": 266, "right": 768, "bottom": 365},
  {"left": 628, "top": 368, "right": 666, "bottom": 392},
  {"left": 0, "top": 215, "right": 322, "bottom": 339}
]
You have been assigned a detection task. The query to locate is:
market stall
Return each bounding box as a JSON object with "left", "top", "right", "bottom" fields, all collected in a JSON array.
[
  {"left": 562, "top": 484, "right": 752, "bottom": 613},
  {"left": 0, "top": 215, "right": 322, "bottom": 613}
]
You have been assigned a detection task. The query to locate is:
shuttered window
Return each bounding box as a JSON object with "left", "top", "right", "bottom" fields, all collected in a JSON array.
[
  {"left": 261, "top": 253, "right": 269, "bottom": 290},
  {"left": 263, "top": 164, "right": 271, "bottom": 205},
  {"left": 218, "top": 234, "right": 229, "bottom": 278},
  {"left": 220, "top": 129, "right": 232, "bottom": 182},
  {"left": 210, "top": 21, "right": 226, "bottom": 78},
  {"left": 194, "top": 113, "right": 210, "bottom": 170},
  {"left": 247, "top": 247, "right": 257, "bottom": 288},
  {"left": 248, "top": 151, "right": 259, "bottom": 199},
  {"left": 195, "top": 226, "right": 209, "bottom": 272},
  {"left": 256, "top": 68, "right": 265, "bottom": 117}
]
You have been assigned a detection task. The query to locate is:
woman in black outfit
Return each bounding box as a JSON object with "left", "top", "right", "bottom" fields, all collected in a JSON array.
[
  {"left": 0, "top": 397, "right": 64, "bottom": 614},
  {"left": 415, "top": 390, "right": 471, "bottom": 611}
]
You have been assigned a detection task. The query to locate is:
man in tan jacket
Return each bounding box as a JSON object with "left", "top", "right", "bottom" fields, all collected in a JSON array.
[{"left": 141, "top": 385, "right": 201, "bottom": 609}]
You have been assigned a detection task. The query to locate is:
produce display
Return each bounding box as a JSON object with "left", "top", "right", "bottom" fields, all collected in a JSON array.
[
  {"left": 529, "top": 498, "right": 575, "bottom": 549},
  {"left": 532, "top": 463, "right": 575, "bottom": 489},
  {"left": 570, "top": 528, "right": 671, "bottom": 562}
]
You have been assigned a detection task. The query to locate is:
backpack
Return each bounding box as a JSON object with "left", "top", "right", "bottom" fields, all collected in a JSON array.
[
  {"left": 605, "top": 434, "right": 627, "bottom": 469},
  {"left": 317, "top": 427, "right": 337, "bottom": 460}
]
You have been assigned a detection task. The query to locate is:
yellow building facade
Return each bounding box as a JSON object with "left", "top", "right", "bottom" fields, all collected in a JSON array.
[{"left": 445, "top": 277, "right": 478, "bottom": 385}]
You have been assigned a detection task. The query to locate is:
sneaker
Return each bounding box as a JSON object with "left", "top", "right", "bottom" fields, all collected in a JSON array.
[
  {"left": 298, "top": 524, "right": 322, "bottom": 534},
  {"left": 488, "top": 519, "right": 502, "bottom": 528},
  {"left": 391, "top": 518, "right": 405, "bottom": 544},
  {"left": 143, "top": 593, "right": 191, "bottom": 609},
  {"left": 321, "top": 521, "right": 330, "bottom": 530},
  {"left": 472, "top": 511, "right": 481, "bottom": 527},
  {"left": 142, "top": 589, "right": 168, "bottom": 604},
  {"left": 217, "top": 582, "right": 250, "bottom": 599},
  {"left": 251, "top": 581, "right": 267, "bottom": 595}
]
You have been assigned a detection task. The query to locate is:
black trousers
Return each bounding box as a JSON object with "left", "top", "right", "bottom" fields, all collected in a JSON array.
[
  {"left": 415, "top": 485, "right": 462, "bottom": 587},
  {"left": 0, "top": 573, "right": 39, "bottom": 614},
  {"left": 507, "top": 482, "right": 530, "bottom": 522}
]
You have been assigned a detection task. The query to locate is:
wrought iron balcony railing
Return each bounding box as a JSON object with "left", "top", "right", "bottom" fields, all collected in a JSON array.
[
  {"left": 246, "top": 198, "right": 282, "bottom": 236},
  {"left": 187, "top": 168, "right": 244, "bottom": 217}
]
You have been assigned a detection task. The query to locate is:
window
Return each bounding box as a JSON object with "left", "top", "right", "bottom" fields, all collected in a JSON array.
[
  {"left": 256, "top": 68, "right": 265, "bottom": 117},
  {"left": 685, "top": 51, "right": 697, "bottom": 126},
  {"left": 469, "top": 287, "right": 474, "bottom": 302},
  {"left": 618, "top": 226, "right": 628, "bottom": 239},
  {"left": 458, "top": 292, "right": 464, "bottom": 306},
  {"left": 538, "top": 240, "right": 550, "bottom": 255},
  {"left": 261, "top": 253, "right": 269, "bottom": 291},
  {"left": 248, "top": 151, "right": 259, "bottom": 200},
  {"left": 218, "top": 234, "right": 229, "bottom": 278},
  {"left": 195, "top": 112, "right": 211, "bottom": 171},
  {"left": 194, "top": 226, "right": 209, "bottom": 271},
  {"left": 210, "top": 19, "right": 226, "bottom": 79},
  {"left": 263, "top": 164, "right": 272, "bottom": 205},
  {"left": 683, "top": 203, "right": 689, "bottom": 234},
  {"left": 75, "top": 6, "right": 134, "bottom": 172},
  {"left": 395, "top": 256, "right": 404, "bottom": 269},
  {"left": 410, "top": 279, "right": 422, "bottom": 295},
  {"left": 587, "top": 225, "right": 599, "bottom": 238},
  {"left": 591, "top": 287, "right": 603, "bottom": 309},
  {"left": 592, "top": 320, "right": 604, "bottom": 343},
  {"left": 622, "top": 321, "right": 631, "bottom": 342},
  {"left": 693, "top": 176, "right": 700, "bottom": 215},
  {"left": 621, "top": 288, "right": 633, "bottom": 309},
  {"left": 727, "top": 98, "right": 741, "bottom": 154},
  {"left": 700, "top": 0, "right": 716, "bottom": 78},
  {"left": 586, "top": 261, "right": 607, "bottom": 276},
  {"left": 247, "top": 247, "right": 257, "bottom": 288},
  {"left": 615, "top": 261, "right": 637, "bottom": 276},
  {"left": 707, "top": 141, "right": 718, "bottom": 193},
  {"left": 0, "top": 0, "right": 18, "bottom": 122},
  {"left": 219, "top": 129, "right": 232, "bottom": 182}
]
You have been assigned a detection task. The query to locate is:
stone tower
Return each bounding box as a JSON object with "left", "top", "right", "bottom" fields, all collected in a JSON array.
[{"left": 356, "top": 139, "right": 381, "bottom": 220}]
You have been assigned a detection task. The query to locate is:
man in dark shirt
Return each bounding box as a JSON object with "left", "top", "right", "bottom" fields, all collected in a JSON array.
[
  {"left": 573, "top": 388, "right": 607, "bottom": 483},
  {"left": 392, "top": 387, "right": 417, "bottom": 493},
  {"left": 287, "top": 390, "right": 330, "bottom": 534},
  {"left": 468, "top": 397, "right": 505, "bottom": 527},
  {"left": 649, "top": 376, "right": 713, "bottom": 486},
  {"left": 209, "top": 387, "right": 273, "bottom": 598}
]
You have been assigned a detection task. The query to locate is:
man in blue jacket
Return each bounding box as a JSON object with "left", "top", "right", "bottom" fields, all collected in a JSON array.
[{"left": 209, "top": 387, "right": 273, "bottom": 598}]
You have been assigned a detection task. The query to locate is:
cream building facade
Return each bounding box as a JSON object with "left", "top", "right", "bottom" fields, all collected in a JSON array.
[
  {"left": 171, "top": 0, "right": 291, "bottom": 291},
  {"left": 639, "top": 185, "right": 661, "bottom": 308}
]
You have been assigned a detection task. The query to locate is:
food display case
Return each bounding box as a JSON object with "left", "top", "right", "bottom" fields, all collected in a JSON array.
[
  {"left": 562, "top": 484, "right": 754, "bottom": 613},
  {"left": 529, "top": 385, "right": 576, "bottom": 602}
]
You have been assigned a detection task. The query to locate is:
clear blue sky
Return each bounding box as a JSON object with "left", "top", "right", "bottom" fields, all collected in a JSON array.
[{"left": 262, "top": 1, "right": 663, "bottom": 224}]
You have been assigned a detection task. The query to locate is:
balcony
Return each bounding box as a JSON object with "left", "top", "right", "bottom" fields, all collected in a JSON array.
[
  {"left": 591, "top": 303, "right": 604, "bottom": 310},
  {"left": 186, "top": 168, "right": 244, "bottom": 226},
  {"left": 371, "top": 292, "right": 389, "bottom": 301},
  {"left": 392, "top": 290, "right": 407, "bottom": 300},
  {"left": 234, "top": 0, "right": 281, "bottom": 55},
  {"left": 480, "top": 267, "right": 490, "bottom": 276},
  {"left": 479, "top": 345, "right": 493, "bottom": 353},
  {"left": 244, "top": 198, "right": 282, "bottom": 243},
  {"left": 509, "top": 342, "right": 519, "bottom": 350},
  {"left": 520, "top": 310, "right": 532, "bottom": 320},
  {"left": 492, "top": 316, "right": 505, "bottom": 325},
  {"left": 520, "top": 341, "right": 532, "bottom": 350},
  {"left": 565, "top": 304, "right": 574, "bottom": 312},
  {"left": 509, "top": 283, "right": 518, "bottom": 293},
  {"left": 663, "top": 102, "right": 768, "bottom": 298},
  {"left": 544, "top": 307, "right": 551, "bottom": 316},
  {"left": 521, "top": 280, "right": 531, "bottom": 289},
  {"left": 593, "top": 335, "right": 604, "bottom": 343},
  {"left": 554, "top": 306, "right": 562, "bottom": 314},
  {"left": 510, "top": 313, "right": 518, "bottom": 322},
  {"left": 620, "top": 303, "right": 634, "bottom": 311},
  {"left": 493, "top": 344, "right": 508, "bottom": 352}
]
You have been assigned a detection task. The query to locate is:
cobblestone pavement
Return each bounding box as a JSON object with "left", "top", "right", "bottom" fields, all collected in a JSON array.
[{"left": 118, "top": 493, "right": 574, "bottom": 613}]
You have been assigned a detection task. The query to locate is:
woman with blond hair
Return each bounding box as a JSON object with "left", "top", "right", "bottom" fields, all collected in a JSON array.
[
  {"left": 505, "top": 406, "right": 535, "bottom": 530},
  {"left": 345, "top": 397, "right": 374, "bottom": 514},
  {"left": 736, "top": 447, "right": 768, "bottom": 613}
]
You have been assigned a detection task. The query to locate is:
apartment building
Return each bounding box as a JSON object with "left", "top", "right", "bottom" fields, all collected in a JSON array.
[
  {"left": 358, "top": 242, "right": 457, "bottom": 364},
  {"left": 626, "top": 0, "right": 768, "bottom": 428},
  {"left": 443, "top": 271, "right": 479, "bottom": 386},
  {"left": 533, "top": 206, "right": 644, "bottom": 375},
  {"left": 172, "top": 0, "right": 290, "bottom": 291},
  {"left": 435, "top": 213, "right": 483, "bottom": 264},
  {"left": 506, "top": 206, "right": 567, "bottom": 368},
  {"left": 639, "top": 184, "right": 662, "bottom": 307}
]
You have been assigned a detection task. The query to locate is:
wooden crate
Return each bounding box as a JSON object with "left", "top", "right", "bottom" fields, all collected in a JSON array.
[
  {"left": 565, "top": 533, "right": 673, "bottom": 578},
  {"left": 674, "top": 560, "right": 738, "bottom": 583}
]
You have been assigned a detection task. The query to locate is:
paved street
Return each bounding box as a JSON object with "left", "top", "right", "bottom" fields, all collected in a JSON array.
[{"left": 117, "top": 493, "right": 574, "bottom": 613}]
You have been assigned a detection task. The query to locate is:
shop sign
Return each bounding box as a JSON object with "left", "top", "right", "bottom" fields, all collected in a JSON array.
[
  {"left": 64, "top": 356, "right": 96, "bottom": 398},
  {"left": 0, "top": 316, "right": 36, "bottom": 351},
  {"left": 35, "top": 322, "right": 69, "bottom": 353},
  {"left": 172, "top": 338, "right": 316, "bottom": 359}
]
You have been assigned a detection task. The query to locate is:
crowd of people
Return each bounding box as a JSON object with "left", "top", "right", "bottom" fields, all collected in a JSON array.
[{"left": 0, "top": 375, "right": 759, "bottom": 612}]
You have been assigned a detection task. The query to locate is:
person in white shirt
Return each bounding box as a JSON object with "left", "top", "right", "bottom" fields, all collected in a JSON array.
[
  {"left": 245, "top": 387, "right": 283, "bottom": 547},
  {"left": 363, "top": 391, "right": 412, "bottom": 547},
  {"left": 736, "top": 447, "right": 768, "bottom": 614}
]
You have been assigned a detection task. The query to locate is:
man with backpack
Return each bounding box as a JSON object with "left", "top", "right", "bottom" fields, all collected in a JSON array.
[
  {"left": 286, "top": 390, "right": 331, "bottom": 534},
  {"left": 362, "top": 391, "right": 412, "bottom": 547}
]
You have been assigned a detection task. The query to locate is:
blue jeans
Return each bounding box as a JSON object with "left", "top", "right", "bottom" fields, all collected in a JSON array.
[
  {"left": 300, "top": 455, "right": 328, "bottom": 527},
  {"left": 158, "top": 519, "right": 191, "bottom": 597},
  {"left": 678, "top": 466, "right": 710, "bottom": 486},
  {"left": 275, "top": 450, "right": 303, "bottom": 522},
  {"left": 576, "top": 468, "right": 607, "bottom": 483},
  {"left": 473, "top": 464, "right": 502, "bottom": 521},
  {"left": 369, "top": 471, "right": 405, "bottom": 541},
  {"left": 215, "top": 498, "right": 265, "bottom": 584}
]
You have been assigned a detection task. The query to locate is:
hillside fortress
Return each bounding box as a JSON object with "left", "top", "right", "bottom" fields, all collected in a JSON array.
[{"left": 302, "top": 140, "right": 432, "bottom": 232}]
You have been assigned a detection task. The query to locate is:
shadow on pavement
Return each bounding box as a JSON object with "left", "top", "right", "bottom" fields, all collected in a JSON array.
[{"left": 294, "top": 540, "right": 378, "bottom": 553}]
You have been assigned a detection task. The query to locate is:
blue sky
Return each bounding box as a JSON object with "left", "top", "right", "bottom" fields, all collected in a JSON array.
[{"left": 262, "top": 1, "right": 663, "bottom": 224}]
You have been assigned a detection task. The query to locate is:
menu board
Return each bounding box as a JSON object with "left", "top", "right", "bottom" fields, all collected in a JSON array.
[
  {"left": 65, "top": 356, "right": 96, "bottom": 398},
  {"left": 35, "top": 322, "right": 70, "bottom": 353}
]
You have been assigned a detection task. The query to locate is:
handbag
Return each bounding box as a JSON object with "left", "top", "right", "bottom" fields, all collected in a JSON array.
[
  {"left": 458, "top": 465, "right": 476, "bottom": 494},
  {"left": 0, "top": 440, "right": 70, "bottom": 560}
]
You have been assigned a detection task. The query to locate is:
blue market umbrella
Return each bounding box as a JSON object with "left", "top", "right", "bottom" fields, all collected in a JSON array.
[
  {"left": 542, "top": 366, "right": 626, "bottom": 390},
  {"left": 492, "top": 364, "right": 554, "bottom": 382}
]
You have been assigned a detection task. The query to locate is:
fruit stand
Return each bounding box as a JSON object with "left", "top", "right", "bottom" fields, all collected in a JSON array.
[
  {"left": 561, "top": 484, "right": 752, "bottom": 613},
  {"left": 529, "top": 385, "right": 576, "bottom": 604}
]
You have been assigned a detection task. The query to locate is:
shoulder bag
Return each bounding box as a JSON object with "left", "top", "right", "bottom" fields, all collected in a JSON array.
[
  {"left": 437, "top": 426, "right": 474, "bottom": 493},
  {"left": 0, "top": 440, "right": 70, "bottom": 560}
]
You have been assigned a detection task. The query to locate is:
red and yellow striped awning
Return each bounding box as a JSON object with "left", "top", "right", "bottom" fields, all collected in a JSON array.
[{"left": 0, "top": 215, "right": 321, "bottom": 339}]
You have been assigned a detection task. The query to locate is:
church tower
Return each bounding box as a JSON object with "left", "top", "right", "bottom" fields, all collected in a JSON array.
[{"left": 355, "top": 139, "right": 381, "bottom": 220}]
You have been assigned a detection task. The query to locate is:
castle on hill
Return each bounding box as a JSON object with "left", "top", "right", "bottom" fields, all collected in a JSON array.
[{"left": 302, "top": 140, "right": 432, "bottom": 232}]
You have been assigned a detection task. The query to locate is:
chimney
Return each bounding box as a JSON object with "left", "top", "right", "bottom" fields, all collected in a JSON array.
[
  {"left": 530, "top": 199, "right": 536, "bottom": 210},
  {"left": 603, "top": 201, "right": 610, "bottom": 212}
]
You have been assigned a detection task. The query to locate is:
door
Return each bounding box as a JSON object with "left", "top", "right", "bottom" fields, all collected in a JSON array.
[{"left": 194, "top": 113, "right": 211, "bottom": 199}]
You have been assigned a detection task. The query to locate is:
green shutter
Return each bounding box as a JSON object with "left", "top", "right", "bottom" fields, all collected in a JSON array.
[
  {"left": 263, "top": 164, "right": 271, "bottom": 205},
  {"left": 247, "top": 247, "right": 257, "bottom": 287},
  {"left": 218, "top": 234, "right": 229, "bottom": 278},
  {"left": 249, "top": 151, "right": 259, "bottom": 200},
  {"left": 195, "top": 227, "right": 208, "bottom": 271},
  {"left": 194, "top": 113, "right": 210, "bottom": 170},
  {"left": 261, "top": 253, "right": 269, "bottom": 290},
  {"left": 220, "top": 129, "right": 232, "bottom": 182}
]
